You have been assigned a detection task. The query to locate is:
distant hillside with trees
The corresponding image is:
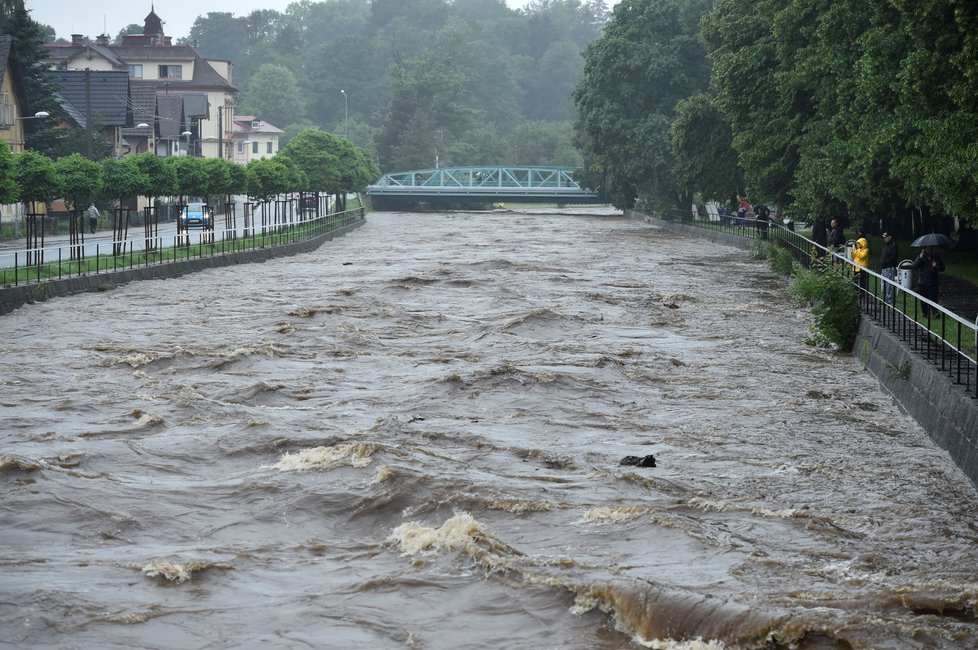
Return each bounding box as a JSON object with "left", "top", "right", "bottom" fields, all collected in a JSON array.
[{"left": 178, "top": 0, "right": 609, "bottom": 172}]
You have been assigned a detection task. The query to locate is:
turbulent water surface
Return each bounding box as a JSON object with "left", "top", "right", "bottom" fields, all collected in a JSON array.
[{"left": 2, "top": 209, "right": 977, "bottom": 649}]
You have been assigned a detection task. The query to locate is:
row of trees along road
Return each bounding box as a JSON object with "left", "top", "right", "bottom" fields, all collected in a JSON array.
[
  {"left": 0, "top": 129, "right": 379, "bottom": 216},
  {"left": 572, "top": 0, "right": 978, "bottom": 251}
]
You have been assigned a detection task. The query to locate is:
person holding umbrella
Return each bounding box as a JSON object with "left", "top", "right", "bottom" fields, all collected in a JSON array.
[{"left": 909, "top": 233, "right": 951, "bottom": 318}]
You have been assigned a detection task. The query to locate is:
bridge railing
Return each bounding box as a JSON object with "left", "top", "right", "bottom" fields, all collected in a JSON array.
[{"left": 373, "top": 166, "right": 584, "bottom": 189}]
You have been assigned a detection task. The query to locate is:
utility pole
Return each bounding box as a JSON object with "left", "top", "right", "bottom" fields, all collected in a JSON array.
[
  {"left": 85, "top": 68, "right": 92, "bottom": 159},
  {"left": 218, "top": 104, "right": 223, "bottom": 159}
]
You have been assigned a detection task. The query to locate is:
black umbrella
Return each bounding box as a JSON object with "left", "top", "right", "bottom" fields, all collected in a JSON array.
[{"left": 910, "top": 233, "right": 954, "bottom": 248}]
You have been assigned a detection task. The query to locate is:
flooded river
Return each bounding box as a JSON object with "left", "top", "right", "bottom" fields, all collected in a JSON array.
[{"left": 2, "top": 209, "right": 977, "bottom": 649}]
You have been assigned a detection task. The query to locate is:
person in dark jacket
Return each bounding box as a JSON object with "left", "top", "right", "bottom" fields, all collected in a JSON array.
[
  {"left": 910, "top": 246, "right": 945, "bottom": 318},
  {"left": 879, "top": 232, "right": 898, "bottom": 304},
  {"left": 828, "top": 218, "right": 847, "bottom": 249},
  {"left": 812, "top": 219, "right": 828, "bottom": 256}
]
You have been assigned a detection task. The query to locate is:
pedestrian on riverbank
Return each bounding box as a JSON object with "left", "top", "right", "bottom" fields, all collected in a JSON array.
[
  {"left": 755, "top": 205, "right": 769, "bottom": 239},
  {"left": 87, "top": 204, "right": 99, "bottom": 234},
  {"left": 911, "top": 246, "right": 945, "bottom": 318},
  {"left": 851, "top": 231, "right": 870, "bottom": 291},
  {"left": 828, "top": 218, "right": 846, "bottom": 251},
  {"left": 879, "top": 232, "right": 898, "bottom": 304},
  {"left": 812, "top": 219, "right": 828, "bottom": 256}
]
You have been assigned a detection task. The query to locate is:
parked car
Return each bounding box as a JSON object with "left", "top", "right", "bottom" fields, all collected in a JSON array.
[{"left": 179, "top": 202, "right": 214, "bottom": 230}]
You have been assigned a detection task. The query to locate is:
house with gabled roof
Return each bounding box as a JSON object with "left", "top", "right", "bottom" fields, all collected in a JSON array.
[
  {"left": 45, "top": 69, "right": 132, "bottom": 157},
  {"left": 0, "top": 35, "right": 37, "bottom": 153},
  {"left": 43, "top": 5, "right": 236, "bottom": 159},
  {"left": 232, "top": 115, "right": 283, "bottom": 164}
]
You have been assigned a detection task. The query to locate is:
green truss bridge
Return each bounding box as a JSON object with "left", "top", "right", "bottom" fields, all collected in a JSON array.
[{"left": 366, "top": 166, "right": 603, "bottom": 209}]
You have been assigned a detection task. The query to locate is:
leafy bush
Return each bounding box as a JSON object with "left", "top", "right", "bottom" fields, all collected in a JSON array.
[
  {"left": 790, "top": 265, "right": 861, "bottom": 350},
  {"left": 750, "top": 241, "right": 796, "bottom": 276}
]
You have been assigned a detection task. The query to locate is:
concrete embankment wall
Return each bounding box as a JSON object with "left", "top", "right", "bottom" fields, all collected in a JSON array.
[
  {"left": 0, "top": 218, "right": 365, "bottom": 316},
  {"left": 632, "top": 211, "right": 978, "bottom": 488}
]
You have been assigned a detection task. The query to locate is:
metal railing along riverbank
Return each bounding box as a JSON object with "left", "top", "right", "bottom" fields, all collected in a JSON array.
[
  {"left": 660, "top": 209, "right": 978, "bottom": 399},
  {"left": 1, "top": 203, "right": 365, "bottom": 288}
]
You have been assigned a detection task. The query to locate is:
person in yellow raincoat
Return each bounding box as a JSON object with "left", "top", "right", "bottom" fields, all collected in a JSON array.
[{"left": 851, "top": 231, "right": 870, "bottom": 291}]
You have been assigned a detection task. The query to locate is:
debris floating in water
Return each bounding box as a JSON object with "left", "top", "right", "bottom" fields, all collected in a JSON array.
[{"left": 619, "top": 454, "right": 656, "bottom": 468}]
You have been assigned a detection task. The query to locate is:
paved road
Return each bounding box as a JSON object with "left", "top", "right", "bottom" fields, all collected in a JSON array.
[{"left": 0, "top": 198, "right": 326, "bottom": 269}]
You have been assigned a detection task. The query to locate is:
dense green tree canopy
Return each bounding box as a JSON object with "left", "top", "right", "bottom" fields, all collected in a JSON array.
[
  {"left": 0, "top": 142, "right": 19, "bottom": 205},
  {"left": 14, "top": 150, "right": 59, "bottom": 203},
  {"left": 278, "top": 129, "right": 379, "bottom": 195},
  {"left": 157, "top": 0, "right": 612, "bottom": 171},
  {"left": 54, "top": 153, "right": 102, "bottom": 208},
  {"left": 697, "top": 0, "right": 978, "bottom": 233},
  {"left": 573, "top": 0, "right": 714, "bottom": 209}
]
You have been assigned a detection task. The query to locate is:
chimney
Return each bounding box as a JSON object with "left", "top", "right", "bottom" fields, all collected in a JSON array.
[
  {"left": 71, "top": 34, "right": 84, "bottom": 47},
  {"left": 95, "top": 34, "right": 110, "bottom": 46}
]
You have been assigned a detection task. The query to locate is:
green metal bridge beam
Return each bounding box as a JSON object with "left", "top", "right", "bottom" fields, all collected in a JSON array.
[{"left": 367, "top": 166, "right": 601, "bottom": 202}]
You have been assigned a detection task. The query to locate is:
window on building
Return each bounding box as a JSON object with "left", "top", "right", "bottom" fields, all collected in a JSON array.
[
  {"left": 236, "top": 141, "right": 244, "bottom": 153},
  {"left": 266, "top": 142, "right": 273, "bottom": 154},
  {"left": 0, "top": 92, "right": 10, "bottom": 127},
  {"left": 251, "top": 121, "right": 260, "bottom": 128},
  {"left": 128, "top": 64, "right": 143, "bottom": 78},
  {"left": 158, "top": 65, "right": 182, "bottom": 79},
  {"left": 252, "top": 141, "right": 259, "bottom": 154}
]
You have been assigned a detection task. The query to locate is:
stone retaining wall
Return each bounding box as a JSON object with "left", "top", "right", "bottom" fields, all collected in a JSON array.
[{"left": 0, "top": 218, "right": 364, "bottom": 316}]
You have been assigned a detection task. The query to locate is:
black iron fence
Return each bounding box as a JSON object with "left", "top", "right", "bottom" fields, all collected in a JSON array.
[
  {"left": 662, "top": 208, "right": 978, "bottom": 399},
  {"left": 1, "top": 198, "right": 364, "bottom": 288}
]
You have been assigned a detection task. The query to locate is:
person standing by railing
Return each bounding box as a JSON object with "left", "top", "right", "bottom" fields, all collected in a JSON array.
[
  {"left": 851, "top": 231, "right": 870, "bottom": 291},
  {"left": 812, "top": 219, "right": 828, "bottom": 257},
  {"left": 879, "top": 232, "right": 898, "bottom": 304},
  {"left": 911, "top": 246, "right": 946, "bottom": 318}
]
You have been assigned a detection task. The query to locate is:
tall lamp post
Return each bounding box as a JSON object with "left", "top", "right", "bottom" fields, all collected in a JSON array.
[
  {"left": 14, "top": 111, "right": 50, "bottom": 153},
  {"left": 340, "top": 89, "right": 348, "bottom": 138}
]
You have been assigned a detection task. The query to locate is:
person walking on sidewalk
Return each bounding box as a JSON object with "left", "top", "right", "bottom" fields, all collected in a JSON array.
[{"left": 87, "top": 204, "right": 99, "bottom": 234}]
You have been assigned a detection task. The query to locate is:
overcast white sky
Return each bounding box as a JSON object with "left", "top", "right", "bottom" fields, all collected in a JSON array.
[{"left": 27, "top": 1, "right": 618, "bottom": 42}]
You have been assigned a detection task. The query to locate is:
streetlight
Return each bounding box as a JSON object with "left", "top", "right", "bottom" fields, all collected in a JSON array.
[
  {"left": 13, "top": 111, "right": 50, "bottom": 154},
  {"left": 181, "top": 130, "right": 192, "bottom": 156},
  {"left": 135, "top": 123, "right": 152, "bottom": 154},
  {"left": 340, "top": 89, "right": 348, "bottom": 138}
]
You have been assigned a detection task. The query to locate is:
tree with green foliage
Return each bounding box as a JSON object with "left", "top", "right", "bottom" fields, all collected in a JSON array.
[
  {"left": 510, "top": 121, "right": 582, "bottom": 167},
  {"left": 198, "top": 157, "right": 235, "bottom": 208},
  {"left": 246, "top": 158, "right": 289, "bottom": 206},
  {"left": 186, "top": 12, "right": 248, "bottom": 61},
  {"left": 0, "top": 141, "right": 19, "bottom": 205},
  {"left": 166, "top": 157, "right": 207, "bottom": 204},
  {"left": 238, "top": 63, "right": 308, "bottom": 131},
  {"left": 573, "top": 0, "right": 714, "bottom": 210},
  {"left": 671, "top": 93, "right": 742, "bottom": 205},
  {"left": 101, "top": 157, "right": 147, "bottom": 252},
  {"left": 113, "top": 24, "right": 142, "bottom": 44},
  {"left": 130, "top": 152, "right": 175, "bottom": 203},
  {"left": 0, "top": 0, "right": 63, "bottom": 153},
  {"left": 53, "top": 153, "right": 101, "bottom": 210},
  {"left": 278, "top": 128, "right": 378, "bottom": 209},
  {"left": 14, "top": 150, "right": 59, "bottom": 208}
]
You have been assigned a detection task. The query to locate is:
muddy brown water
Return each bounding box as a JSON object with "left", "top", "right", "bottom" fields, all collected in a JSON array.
[{"left": 2, "top": 209, "right": 977, "bottom": 649}]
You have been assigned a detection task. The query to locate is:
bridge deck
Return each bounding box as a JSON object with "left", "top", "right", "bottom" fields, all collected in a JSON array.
[{"left": 367, "top": 166, "right": 601, "bottom": 203}]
